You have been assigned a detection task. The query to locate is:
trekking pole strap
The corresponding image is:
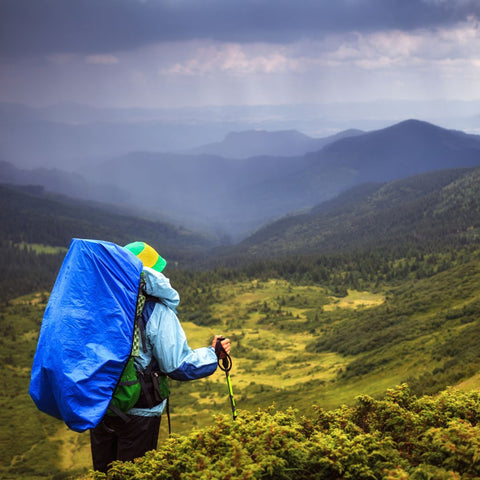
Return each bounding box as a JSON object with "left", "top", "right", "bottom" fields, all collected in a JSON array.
[
  {"left": 214, "top": 337, "right": 233, "bottom": 372},
  {"left": 215, "top": 337, "right": 237, "bottom": 420}
]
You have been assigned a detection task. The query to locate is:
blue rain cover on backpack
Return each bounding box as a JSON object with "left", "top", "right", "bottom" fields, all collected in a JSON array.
[{"left": 29, "top": 238, "right": 143, "bottom": 432}]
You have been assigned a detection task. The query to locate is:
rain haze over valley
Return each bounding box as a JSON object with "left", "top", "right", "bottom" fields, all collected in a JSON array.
[{"left": 2, "top": 0, "right": 480, "bottom": 240}]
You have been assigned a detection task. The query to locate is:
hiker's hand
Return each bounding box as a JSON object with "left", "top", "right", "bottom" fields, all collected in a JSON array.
[{"left": 212, "top": 335, "right": 231, "bottom": 358}]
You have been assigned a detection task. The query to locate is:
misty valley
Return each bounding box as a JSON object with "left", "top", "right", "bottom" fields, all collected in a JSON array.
[
  {"left": 3, "top": 105, "right": 480, "bottom": 241},
  {"left": 2, "top": 107, "right": 480, "bottom": 479}
]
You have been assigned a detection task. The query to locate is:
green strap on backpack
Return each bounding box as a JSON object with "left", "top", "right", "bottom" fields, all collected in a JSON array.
[
  {"left": 107, "top": 284, "right": 145, "bottom": 417},
  {"left": 107, "top": 278, "right": 170, "bottom": 420}
]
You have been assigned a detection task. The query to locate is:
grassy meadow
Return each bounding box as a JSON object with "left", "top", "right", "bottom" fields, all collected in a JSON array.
[
  {"left": 3, "top": 253, "right": 480, "bottom": 478},
  {"left": 1, "top": 280, "right": 385, "bottom": 478}
]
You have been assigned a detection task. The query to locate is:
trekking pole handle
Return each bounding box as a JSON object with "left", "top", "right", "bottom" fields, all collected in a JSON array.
[
  {"left": 215, "top": 336, "right": 232, "bottom": 372},
  {"left": 215, "top": 336, "right": 237, "bottom": 420}
]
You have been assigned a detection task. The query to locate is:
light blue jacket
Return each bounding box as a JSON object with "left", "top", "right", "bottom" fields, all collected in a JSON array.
[{"left": 128, "top": 267, "right": 218, "bottom": 417}]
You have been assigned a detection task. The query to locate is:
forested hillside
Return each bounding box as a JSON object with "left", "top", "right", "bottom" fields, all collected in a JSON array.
[
  {"left": 238, "top": 167, "right": 480, "bottom": 258},
  {"left": 0, "top": 184, "right": 215, "bottom": 302}
]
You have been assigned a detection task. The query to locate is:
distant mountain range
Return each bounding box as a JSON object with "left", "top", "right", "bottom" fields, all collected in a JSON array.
[
  {"left": 0, "top": 102, "right": 362, "bottom": 170},
  {"left": 84, "top": 119, "right": 480, "bottom": 238},
  {"left": 2, "top": 100, "right": 480, "bottom": 171},
  {"left": 2, "top": 118, "right": 480, "bottom": 240},
  {"left": 187, "top": 128, "right": 363, "bottom": 158},
  {"left": 0, "top": 102, "right": 248, "bottom": 169},
  {"left": 315, "top": 119, "right": 480, "bottom": 182}
]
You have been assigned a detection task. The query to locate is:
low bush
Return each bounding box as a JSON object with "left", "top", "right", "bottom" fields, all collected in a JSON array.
[{"left": 87, "top": 384, "right": 480, "bottom": 479}]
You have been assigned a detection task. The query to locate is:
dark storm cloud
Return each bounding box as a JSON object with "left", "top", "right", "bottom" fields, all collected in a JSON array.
[{"left": 1, "top": 0, "right": 479, "bottom": 58}]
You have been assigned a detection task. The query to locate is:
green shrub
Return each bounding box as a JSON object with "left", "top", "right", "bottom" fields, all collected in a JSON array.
[{"left": 85, "top": 384, "right": 480, "bottom": 480}]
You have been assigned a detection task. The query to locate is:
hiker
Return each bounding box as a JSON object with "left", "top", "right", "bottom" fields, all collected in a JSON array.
[{"left": 90, "top": 241, "right": 231, "bottom": 473}]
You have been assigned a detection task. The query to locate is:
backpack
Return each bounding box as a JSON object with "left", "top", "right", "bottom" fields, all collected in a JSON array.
[{"left": 29, "top": 238, "right": 167, "bottom": 433}]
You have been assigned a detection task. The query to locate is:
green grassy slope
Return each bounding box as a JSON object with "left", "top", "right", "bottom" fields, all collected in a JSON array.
[{"left": 3, "top": 249, "right": 480, "bottom": 477}]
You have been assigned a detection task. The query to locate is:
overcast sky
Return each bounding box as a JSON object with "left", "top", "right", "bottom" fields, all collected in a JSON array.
[{"left": 1, "top": 0, "right": 480, "bottom": 109}]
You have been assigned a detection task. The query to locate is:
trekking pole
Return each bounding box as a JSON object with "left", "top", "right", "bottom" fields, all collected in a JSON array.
[{"left": 215, "top": 337, "right": 237, "bottom": 420}]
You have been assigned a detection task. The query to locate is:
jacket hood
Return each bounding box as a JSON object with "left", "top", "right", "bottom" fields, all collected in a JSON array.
[{"left": 142, "top": 267, "right": 180, "bottom": 311}]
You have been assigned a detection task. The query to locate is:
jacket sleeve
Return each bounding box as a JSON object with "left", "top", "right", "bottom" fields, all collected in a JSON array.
[{"left": 146, "top": 303, "right": 218, "bottom": 381}]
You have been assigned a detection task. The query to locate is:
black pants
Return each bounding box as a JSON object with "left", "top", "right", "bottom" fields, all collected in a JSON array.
[{"left": 90, "top": 414, "right": 161, "bottom": 473}]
